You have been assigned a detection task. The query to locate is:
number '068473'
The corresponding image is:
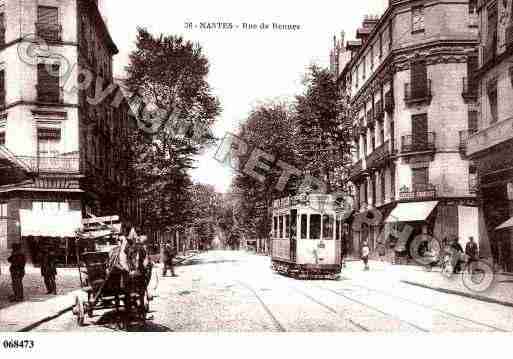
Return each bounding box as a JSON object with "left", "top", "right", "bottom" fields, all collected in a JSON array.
[{"left": 2, "top": 340, "right": 35, "bottom": 349}]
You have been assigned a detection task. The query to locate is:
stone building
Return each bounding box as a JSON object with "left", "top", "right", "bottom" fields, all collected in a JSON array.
[
  {"left": 337, "top": 0, "right": 482, "bottom": 261},
  {"left": 466, "top": 0, "right": 513, "bottom": 271},
  {"left": 0, "top": 0, "right": 141, "bottom": 263}
]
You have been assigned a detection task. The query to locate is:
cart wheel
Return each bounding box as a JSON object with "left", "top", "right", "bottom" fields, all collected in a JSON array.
[{"left": 74, "top": 296, "right": 85, "bottom": 327}]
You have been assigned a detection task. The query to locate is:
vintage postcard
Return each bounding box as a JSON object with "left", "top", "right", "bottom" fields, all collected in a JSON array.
[{"left": 0, "top": 0, "right": 512, "bottom": 355}]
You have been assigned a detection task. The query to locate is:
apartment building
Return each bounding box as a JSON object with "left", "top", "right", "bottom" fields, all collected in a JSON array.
[
  {"left": 466, "top": 0, "right": 513, "bottom": 271},
  {"left": 337, "top": 0, "right": 482, "bottom": 261},
  {"left": 0, "top": 0, "right": 141, "bottom": 263}
]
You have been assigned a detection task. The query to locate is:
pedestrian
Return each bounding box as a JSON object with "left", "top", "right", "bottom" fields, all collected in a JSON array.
[
  {"left": 465, "top": 236, "right": 478, "bottom": 266},
  {"left": 450, "top": 236, "right": 464, "bottom": 274},
  {"left": 7, "top": 243, "right": 26, "bottom": 302},
  {"left": 162, "top": 242, "right": 176, "bottom": 277},
  {"left": 40, "top": 243, "right": 57, "bottom": 295},
  {"left": 361, "top": 240, "right": 370, "bottom": 271}
]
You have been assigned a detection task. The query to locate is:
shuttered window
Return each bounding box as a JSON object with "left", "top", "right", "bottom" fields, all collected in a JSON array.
[
  {"left": 37, "top": 64, "right": 60, "bottom": 103},
  {"left": 411, "top": 60, "right": 427, "bottom": 99},
  {"left": 38, "top": 6, "right": 58, "bottom": 26},
  {"left": 486, "top": 4, "right": 497, "bottom": 60},
  {"left": 412, "top": 113, "right": 428, "bottom": 149},
  {"left": 37, "top": 6, "right": 60, "bottom": 42},
  {"left": 412, "top": 168, "right": 429, "bottom": 191},
  {"left": 0, "top": 70, "right": 5, "bottom": 106}
]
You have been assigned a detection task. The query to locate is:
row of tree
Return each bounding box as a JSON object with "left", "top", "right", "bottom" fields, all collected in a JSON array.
[{"left": 231, "top": 65, "right": 353, "bottom": 242}]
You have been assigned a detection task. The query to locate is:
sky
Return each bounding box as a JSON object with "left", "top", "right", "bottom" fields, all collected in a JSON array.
[{"left": 101, "top": 0, "right": 387, "bottom": 193}]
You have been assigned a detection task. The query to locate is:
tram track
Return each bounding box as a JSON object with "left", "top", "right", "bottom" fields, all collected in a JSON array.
[{"left": 343, "top": 282, "right": 509, "bottom": 332}]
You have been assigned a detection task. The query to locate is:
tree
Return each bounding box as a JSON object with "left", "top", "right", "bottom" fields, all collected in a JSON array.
[
  {"left": 125, "top": 28, "right": 221, "bottom": 234},
  {"left": 294, "top": 64, "right": 352, "bottom": 193},
  {"left": 232, "top": 101, "right": 298, "bottom": 240}
]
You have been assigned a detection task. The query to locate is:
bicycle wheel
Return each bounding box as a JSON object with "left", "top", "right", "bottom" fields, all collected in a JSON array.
[{"left": 461, "top": 260, "right": 495, "bottom": 293}]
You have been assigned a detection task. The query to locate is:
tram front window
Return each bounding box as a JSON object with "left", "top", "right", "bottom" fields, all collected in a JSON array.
[
  {"left": 301, "top": 214, "right": 308, "bottom": 239},
  {"left": 310, "top": 214, "right": 321, "bottom": 240},
  {"left": 323, "top": 215, "right": 334, "bottom": 240},
  {"left": 291, "top": 210, "right": 297, "bottom": 238}
]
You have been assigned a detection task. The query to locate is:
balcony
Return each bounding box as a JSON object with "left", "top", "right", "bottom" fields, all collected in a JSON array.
[
  {"left": 349, "top": 159, "right": 364, "bottom": 180},
  {"left": 384, "top": 90, "right": 394, "bottom": 113},
  {"left": 375, "top": 100, "right": 384, "bottom": 121},
  {"left": 399, "top": 183, "right": 437, "bottom": 201},
  {"left": 35, "top": 23, "right": 62, "bottom": 43},
  {"left": 366, "top": 140, "right": 394, "bottom": 169},
  {"left": 459, "top": 129, "right": 477, "bottom": 153},
  {"left": 17, "top": 155, "right": 79, "bottom": 174},
  {"left": 36, "top": 85, "right": 63, "bottom": 104},
  {"left": 401, "top": 132, "right": 436, "bottom": 153},
  {"left": 404, "top": 80, "right": 432, "bottom": 106},
  {"left": 462, "top": 77, "right": 478, "bottom": 102}
]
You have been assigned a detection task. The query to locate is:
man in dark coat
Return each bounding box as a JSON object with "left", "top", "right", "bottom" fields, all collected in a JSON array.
[
  {"left": 465, "top": 236, "right": 478, "bottom": 265},
  {"left": 162, "top": 242, "right": 176, "bottom": 277},
  {"left": 8, "top": 243, "right": 26, "bottom": 302},
  {"left": 40, "top": 243, "right": 57, "bottom": 295}
]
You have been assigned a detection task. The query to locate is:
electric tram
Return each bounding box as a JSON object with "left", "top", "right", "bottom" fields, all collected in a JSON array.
[{"left": 271, "top": 192, "right": 350, "bottom": 279}]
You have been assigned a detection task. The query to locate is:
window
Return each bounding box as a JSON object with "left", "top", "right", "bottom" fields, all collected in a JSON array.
[
  {"left": 412, "top": 167, "right": 429, "bottom": 191},
  {"left": 310, "top": 214, "right": 321, "bottom": 240},
  {"left": 370, "top": 47, "right": 374, "bottom": 70},
  {"left": 291, "top": 211, "right": 297, "bottom": 237},
  {"left": 355, "top": 140, "right": 360, "bottom": 160},
  {"left": 381, "top": 171, "right": 386, "bottom": 204},
  {"left": 0, "top": 202, "right": 6, "bottom": 217},
  {"left": 37, "top": 63, "right": 60, "bottom": 103},
  {"left": 37, "top": 6, "right": 61, "bottom": 42},
  {"left": 37, "top": 128, "right": 61, "bottom": 156},
  {"left": 486, "top": 4, "right": 498, "bottom": 61},
  {"left": 285, "top": 215, "right": 290, "bottom": 238},
  {"left": 323, "top": 215, "right": 334, "bottom": 240},
  {"left": 0, "top": 12, "right": 5, "bottom": 45},
  {"left": 466, "top": 56, "right": 478, "bottom": 96},
  {"left": 469, "top": 0, "right": 477, "bottom": 14},
  {"left": 391, "top": 166, "right": 396, "bottom": 199},
  {"left": 379, "top": 33, "right": 383, "bottom": 59},
  {"left": 487, "top": 81, "right": 498, "bottom": 124},
  {"left": 335, "top": 219, "right": 340, "bottom": 241},
  {"left": 279, "top": 216, "right": 283, "bottom": 238},
  {"left": 363, "top": 134, "right": 367, "bottom": 156},
  {"left": 301, "top": 214, "right": 308, "bottom": 239},
  {"left": 371, "top": 128, "right": 376, "bottom": 151},
  {"left": 371, "top": 176, "right": 377, "bottom": 205},
  {"left": 468, "top": 110, "right": 478, "bottom": 132},
  {"left": 412, "top": 6, "right": 425, "bottom": 33},
  {"left": 411, "top": 113, "right": 429, "bottom": 150},
  {"left": 379, "top": 121, "right": 385, "bottom": 145},
  {"left": 410, "top": 60, "right": 428, "bottom": 99}
]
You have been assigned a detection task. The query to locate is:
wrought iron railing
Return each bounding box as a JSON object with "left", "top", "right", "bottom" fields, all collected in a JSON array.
[
  {"left": 404, "top": 80, "right": 432, "bottom": 104},
  {"left": 17, "top": 156, "right": 79, "bottom": 174},
  {"left": 399, "top": 183, "right": 437, "bottom": 201},
  {"left": 35, "top": 23, "right": 62, "bottom": 42},
  {"left": 459, "top": 129, "right": 477, "bottom": 153},
  {"left": 401, "top": 132, "right": 436, "bottom": 153},
  {"left": 462, "top": 77, "right": 478, "bottom": 101}
]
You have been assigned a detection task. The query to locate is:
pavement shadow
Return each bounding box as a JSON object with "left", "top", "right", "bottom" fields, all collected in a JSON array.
[
  {"left": 94, "top": 310, "right": 173, "bottom": 332},
  {"left": 178, "top": 259, "right": 240, "bottom": 267}
]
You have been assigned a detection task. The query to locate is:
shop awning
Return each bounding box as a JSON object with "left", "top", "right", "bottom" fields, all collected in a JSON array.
[
  {"left": 19, "top": 209, "right": 83, "bottom": 238},
  {"left": 496, "top": 217, "right": 513, "bottom": 230},
  {"left": 385, "top": 201, "right": 439, "bottom": 223}
]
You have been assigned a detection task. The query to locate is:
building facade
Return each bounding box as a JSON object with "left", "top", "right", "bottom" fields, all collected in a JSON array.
[
  {"left": 467, "top": 0, "right": 513, "bottom": 271},
  {"left": 338, "top": 0, "right": 482, "bottom": 261},
  {"left": 0, "top": 0, "right": 141, "bottom": 263}
]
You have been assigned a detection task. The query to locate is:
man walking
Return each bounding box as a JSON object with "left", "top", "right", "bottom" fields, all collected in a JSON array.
[
  {"left": 361, "top": 240, "right": 370, "bottom": 271},
  {"left": 41, "top": 244, "right": 57, "bottom": 295},
  {"left": 162, "top": 242, "right": 176, "bottom": 277},
  {"left": 8, "top": 243, "right": 26, "bottom": 302}
]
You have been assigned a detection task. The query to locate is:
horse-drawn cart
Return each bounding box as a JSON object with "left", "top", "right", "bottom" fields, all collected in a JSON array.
[{"left": 72, "top": 227, "right": 152, "bottom": 328}]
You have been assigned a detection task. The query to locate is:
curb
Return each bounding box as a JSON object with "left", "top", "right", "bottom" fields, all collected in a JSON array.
[{"left": 401, "top": 280, "right": 513, "bottom": 308}]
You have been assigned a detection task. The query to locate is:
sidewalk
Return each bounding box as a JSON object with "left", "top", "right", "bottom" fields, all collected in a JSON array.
[
  {"left": 0, "top": 265, "right": 81, "bottom": 332},
  {"left": 343, "top": 259, "right": 513, "bottom": 307}
]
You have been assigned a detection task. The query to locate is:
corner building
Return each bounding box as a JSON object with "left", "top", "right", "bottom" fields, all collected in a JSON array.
[
  {"left": 0, "top": 0, "right": 141, "bottom": 263},
  {"left": 337, "top": 0, "right": 482, "bottom": 262}
]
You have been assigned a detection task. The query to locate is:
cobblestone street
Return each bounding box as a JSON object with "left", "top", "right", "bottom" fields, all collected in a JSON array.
[{"left": 20, "top": 251, "right": 513, "bottom": 332}]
